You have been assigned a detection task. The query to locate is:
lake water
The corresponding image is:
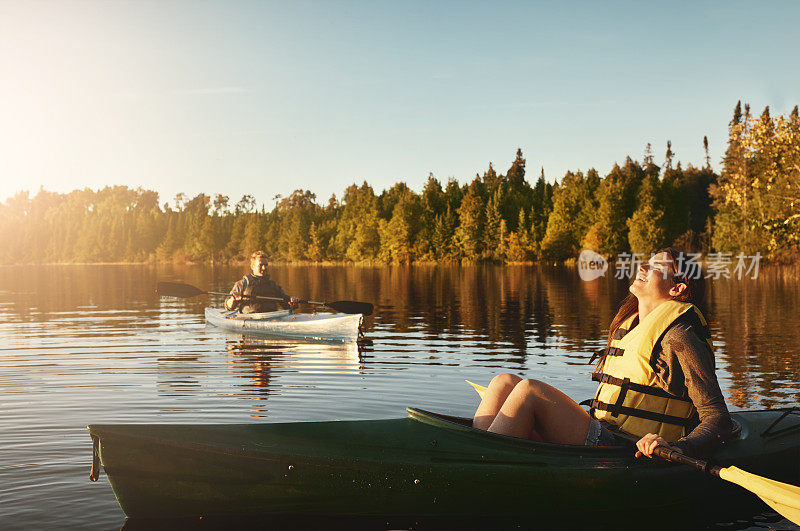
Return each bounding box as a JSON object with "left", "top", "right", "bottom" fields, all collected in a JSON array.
[{"left": 1, "top": 264, "right": 798, "bottom": 530}]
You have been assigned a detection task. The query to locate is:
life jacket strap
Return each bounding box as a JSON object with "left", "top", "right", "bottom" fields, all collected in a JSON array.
[
  {"left": 591, "top": 372, "right": 692, "bottom": 401},
  {"left": 588, "top": 346, "right": 625, "bottom": 365},
  {"left": 611, "top": 377, "right": 631, "bottom": 417},
  {"left": 587, "top": 399, "right": 695, "bottom": 427},
  {"left": 612, "top": 327, "right": 629, "bottom": 340}
]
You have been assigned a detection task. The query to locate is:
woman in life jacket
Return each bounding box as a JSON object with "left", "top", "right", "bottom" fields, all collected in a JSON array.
[
  {"left": 473, "top": 247, "right": 734, "bottom": 457},
  {"left": 225, "top": 251, "right": 299, "bottom": 314}
]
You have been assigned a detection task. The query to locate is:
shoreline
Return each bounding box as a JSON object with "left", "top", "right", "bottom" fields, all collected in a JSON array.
[{"left": 1, "top": 259, "right": 798, "bottom": 271}]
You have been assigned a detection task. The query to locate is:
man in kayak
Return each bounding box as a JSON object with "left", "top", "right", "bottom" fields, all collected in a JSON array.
[
  {"left": 473, "top": 247, "right": 734, "bottom": 458},
  {"left": 224, "top": 251, "right": 299, "bottom": 314}
]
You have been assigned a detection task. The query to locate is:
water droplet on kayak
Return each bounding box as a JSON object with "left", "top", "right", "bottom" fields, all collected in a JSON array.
[
  {"left": 414, "top": 479, "right": 420, "bottom": 485},
  {"left": 288, "top": 465, "right": 294, "bottom": 470}
]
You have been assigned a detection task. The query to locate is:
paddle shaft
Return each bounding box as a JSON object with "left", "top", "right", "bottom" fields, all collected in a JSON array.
[
  {"left": 203, "top": 290, "right": 291, "bottom": 304},
  {"left": 156, "top": 281, "right": 373, "bottom": 315},
  {"left": 653, "top": 446, "right": 722, "bottom": 477},
  {"left": 604, "top": 427, "right": 724, "bottom": 477},
  {"left": 204, "top": 290, "right": 338, "bottom": 308}
]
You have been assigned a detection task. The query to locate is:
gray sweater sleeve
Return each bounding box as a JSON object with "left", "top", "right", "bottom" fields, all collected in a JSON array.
[{"left": 652, "top": 321, "right": 734, "bottom": 456}]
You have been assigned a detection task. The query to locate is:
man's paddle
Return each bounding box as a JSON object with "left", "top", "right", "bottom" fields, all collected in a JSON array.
[
  {"left": 465, "top": 380, "right": 800, "bottom": 525},
  {"left": 156, "top": 281, "right": 373, "bottom": 316}
]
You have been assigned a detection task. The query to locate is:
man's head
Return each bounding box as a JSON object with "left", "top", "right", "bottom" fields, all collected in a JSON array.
[{"left": 250, "top": 251, "right": 269, "bottom": 277}]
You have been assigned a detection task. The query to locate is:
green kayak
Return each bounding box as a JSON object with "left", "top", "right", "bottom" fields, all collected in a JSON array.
[{"left": 88, "top": 408, "right": 800, "bottom": 523}]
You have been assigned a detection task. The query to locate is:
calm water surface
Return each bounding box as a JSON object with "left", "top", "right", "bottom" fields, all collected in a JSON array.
[{"left": 1, "top": 264, "right": 798, "bottom": 529}]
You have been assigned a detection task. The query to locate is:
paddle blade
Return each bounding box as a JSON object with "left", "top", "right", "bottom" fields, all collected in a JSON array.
[
  {"left": 719, "top": 466, "right": 800, "bottom": 525},
  {"left": 325, "top": 300, "right": 374, "bottom": 316},
  {"left": 466, "top": 380, "right": 487, "bottom": 399},
  {"left": 156, "top": 281, "right": 207, "bottom": 298}
]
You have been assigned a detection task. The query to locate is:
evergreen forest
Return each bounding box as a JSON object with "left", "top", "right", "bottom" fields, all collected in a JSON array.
[{"left": 1, "top": 102, "right": 798, "bottom": 265}]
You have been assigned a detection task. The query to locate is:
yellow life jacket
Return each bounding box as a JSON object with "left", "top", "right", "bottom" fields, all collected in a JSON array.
[{"left": 589, "top": 300, "right": 713, "bottom": 442}]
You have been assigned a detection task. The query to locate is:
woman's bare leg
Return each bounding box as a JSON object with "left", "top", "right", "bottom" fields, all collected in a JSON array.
[
  {"left": 488, "top": 379, "right": 590, "bottom": 445},
  {"left": 473, "top": 374, "right": 522, "bottom": 430}
]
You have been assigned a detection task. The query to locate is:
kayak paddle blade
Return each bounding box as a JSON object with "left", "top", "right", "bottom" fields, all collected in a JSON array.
[
  {"left": 325, "top": 300, "right": 374, "bottom": 316},
  {"left": 466, "top": 380, "right": 487, "bottom": 399},
  {"left": 719, "top": 466, "right": 800, "bottom": 525},
  {"left": 156, "top": 281, "right": 207, "bottom": 298}
]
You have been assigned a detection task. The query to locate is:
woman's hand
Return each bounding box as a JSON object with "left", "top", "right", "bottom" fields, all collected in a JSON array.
[{"left": 635, "top": 433, "right": 683, "bottom": 458}]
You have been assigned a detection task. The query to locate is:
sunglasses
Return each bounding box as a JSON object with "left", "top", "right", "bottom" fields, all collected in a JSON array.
[
  {"left": 640, "top": 263, "right": 667, "bottom": 273},
  {"left": 639, "top": 262, "right": 685, "bottom": 281}
]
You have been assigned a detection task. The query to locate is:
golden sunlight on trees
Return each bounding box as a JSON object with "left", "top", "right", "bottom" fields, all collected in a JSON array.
[
  {"left": 0, "top": 102, "right": 798, "bottom": 265},
  {"left": 711, "top": 103, "right": 800, "bottom": 261}
]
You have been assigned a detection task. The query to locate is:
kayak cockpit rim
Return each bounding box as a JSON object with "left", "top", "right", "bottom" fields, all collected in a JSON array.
[
  {"left": 406, "top": 407, "right": 633, "bottom": 453},
  {"left": 220, "top": 309, "right": 293, "bottom": 320}
]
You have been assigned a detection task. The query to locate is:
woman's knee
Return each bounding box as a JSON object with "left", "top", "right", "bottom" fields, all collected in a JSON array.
[
  {"left": 513, "top": 378, "right": 547, "bottom": 397},
  {"left": 489, "top": 373, "right": 522, "bottom": 391}
]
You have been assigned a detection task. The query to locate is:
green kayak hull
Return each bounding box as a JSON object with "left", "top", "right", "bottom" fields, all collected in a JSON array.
[{"left": 88, "top": 408, "right": 800, "bottom": 522}]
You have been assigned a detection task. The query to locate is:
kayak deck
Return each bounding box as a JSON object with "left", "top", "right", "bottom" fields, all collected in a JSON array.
[
  {"left": 88, "top": 407, "right": 800, "bottom": 521},
  {"left": 204, "top": 307, "right": 363, "bottom": 342}
]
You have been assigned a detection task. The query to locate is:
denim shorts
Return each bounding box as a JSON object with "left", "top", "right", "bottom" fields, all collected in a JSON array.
[{"left": 585, "top": 419, "right": 623, "bottom": 447}]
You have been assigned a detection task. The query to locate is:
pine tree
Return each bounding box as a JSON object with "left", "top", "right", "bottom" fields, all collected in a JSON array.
[
  {"left": 482, "top": 163, "right": 500, "bottom": 195},
  {"left": 643, "top": 144, "right": 660, "bottom": 178},
  {"left": 516, "top": 208, "right": 530, "bottom": 254},
  {"left": 732, "top": 101, "right": 742, "bottom": 125},
  {"left": 644, "top": 143, "right": 654, "bottom": 166},
  {"left": 333, "top": 182, "right": 379, "bottom": 261},
  {"left": 541, "top": 171, "right": 595, "bottom": 260},
  {"left": 348, "top": 215, "right": 380, "bottom": 261},
  {"left": 241, "top": 213, "right": 266, "bottom": 255},
  {"left": 443, "top": 177, "right": 464, "bottom": 213},
  {"left": 583, "top": 160, "right": 642, "bottom": 257},
  {"left": 234, "top": 195, "right": 256, "bottom": 215},
  {"left": 711, "top": 101, "right": 752, "bottom": 253},
  {"left": 484, "top": 187, "right": 503, "bottom": 256},
  {"left": 506, "top": 148, "right": 526, "bottom": 186},
  {"left": 432, "top": 206, "right": 458, "bottom": 261},
  {"left": 196, "top": 215, "right": 226, "bottom": 260},
  {"left": 530, "top": 168, "right": 552, "bottom": 251},
  {"left": 415, "top": 174, "right": 444, "bottom": 260},
  {"left": 454, "top": 181, "right": 486, "bottom": 260},
  {"left": 502, "top": 149, "right": 533, "bottom": 230},
  {"left": 496, "top": 219, "right": 509, "bottom": 261},
  {"left": 307, "top": 222, "right": 324, "bottom": 262},
  {"left": 378, "top": 191, "right": 421, "bottom": 263},
  {"left": 627, "top": 176, "right": 666, "bottom": 254},
  {"left": 505, "top": 231, "right": 527, "bottom": 262},
  {"left": 664, "top": 140, "right": 674, "bottom": 171},
  {"left": 213, "top": 194, "right": 230, "bottom": 216}
]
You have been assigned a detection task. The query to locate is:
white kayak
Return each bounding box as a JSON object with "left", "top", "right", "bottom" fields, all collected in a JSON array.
[{"left": 205, "top": 308, "right": 363, "bottom": 342}]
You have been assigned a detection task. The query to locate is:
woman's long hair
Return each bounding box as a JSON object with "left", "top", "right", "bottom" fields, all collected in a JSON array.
[{"left": 606, "top": 247, "right": 707, "bottom": 345}]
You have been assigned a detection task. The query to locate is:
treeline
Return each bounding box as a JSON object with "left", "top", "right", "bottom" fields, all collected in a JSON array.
[{"left": 1, "top": 101, "right": 798, "bottom": 265}]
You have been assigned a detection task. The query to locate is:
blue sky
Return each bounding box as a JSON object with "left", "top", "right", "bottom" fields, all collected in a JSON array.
[{"left": 1, "top": 1, "right": 798, "bottom": 208}]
